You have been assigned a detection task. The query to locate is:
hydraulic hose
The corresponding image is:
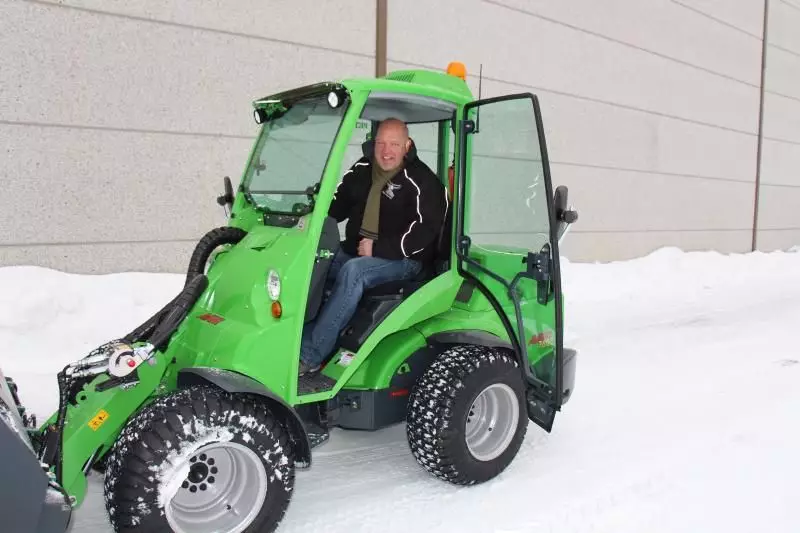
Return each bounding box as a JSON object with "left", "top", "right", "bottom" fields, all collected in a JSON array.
[{"left": 184, "top": 227, "right": 247, "bottom": 287}]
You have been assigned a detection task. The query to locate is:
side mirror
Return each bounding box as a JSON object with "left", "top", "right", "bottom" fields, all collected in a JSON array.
[
  {"left": 554, "top": 185, "right": 578, "bottom": 243},
  {"left": 217, "top": 176, "right": 234, "bottom": 213}
]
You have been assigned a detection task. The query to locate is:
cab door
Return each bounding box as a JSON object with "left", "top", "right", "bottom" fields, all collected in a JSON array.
[{"left": 454, "top": 94, "right": 565, "bottom": 431}]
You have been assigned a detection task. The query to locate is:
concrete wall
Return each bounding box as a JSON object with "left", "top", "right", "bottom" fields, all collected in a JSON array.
[
  {"left": 1, "top": 0, "right": 796, "bottom": 273},
  {"left": 388, "top": 0, "right": 774, "bottom": 262},
  {"left": 757, "top": 0, "right": 800, "bottom": 250},
  {"left": 0, "top": 0, "right": 374, "bottom": 273}
]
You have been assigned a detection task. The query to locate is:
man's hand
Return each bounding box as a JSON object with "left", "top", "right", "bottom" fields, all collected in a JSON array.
[{"left": 358, "top": 238, "right": 374, "bottom": 257}]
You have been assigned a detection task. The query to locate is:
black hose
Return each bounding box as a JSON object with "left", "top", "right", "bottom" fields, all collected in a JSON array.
[
  {"left": 123, "top": 291, "right": 184, "bottom": 344},
  {"left": 149, "top": 274, "right": 208, "bottom": 351},
  {"left": 184, "top": 227, "right": 247, "bottom": 287},
  {"left": 123, "top": 227, "right": 245, "bottom": 343},
  {"left": 42, "top": 231, "right": 237, "bottom": 483}
]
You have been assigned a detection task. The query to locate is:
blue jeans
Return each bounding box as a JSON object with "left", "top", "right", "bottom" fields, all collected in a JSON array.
[{"left": 300, "top": 249, "right": 422, "bottom": 367}]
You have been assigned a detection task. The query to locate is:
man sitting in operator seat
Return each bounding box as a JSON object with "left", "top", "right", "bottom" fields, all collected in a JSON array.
[{"left": 299, "top": 117, "right": 447, "bottom": 375}]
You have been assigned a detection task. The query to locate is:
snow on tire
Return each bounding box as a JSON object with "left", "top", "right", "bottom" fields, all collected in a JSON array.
[
  {"left": 406, "top": 344, "right": 528, "bottom": 485},
  {"left": 103, "top": 386, "right": 294, "bottom": 533}
]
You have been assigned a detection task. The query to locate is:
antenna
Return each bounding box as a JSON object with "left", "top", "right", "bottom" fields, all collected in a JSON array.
[
  {"left": 478, "top": 63, "right": 483, "bottom": 99},
  {"left": 476, "top": 63, "right": 483, "bottom": 132}
]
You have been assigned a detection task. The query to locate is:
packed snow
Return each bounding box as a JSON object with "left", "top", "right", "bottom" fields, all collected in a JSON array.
[{"left": 1, "top": 247, "right": 799, "bottom": 532}]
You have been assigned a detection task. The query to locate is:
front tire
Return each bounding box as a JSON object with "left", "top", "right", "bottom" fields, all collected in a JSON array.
[
  {"left": 406, "top": 345, "right": 527, "bottom": 485},
  {"left": 103, "top": 387, "right": 294, "bottom": 533}
]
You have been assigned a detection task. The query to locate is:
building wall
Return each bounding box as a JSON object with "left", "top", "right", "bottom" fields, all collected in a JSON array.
[
  {"left": 0, "top": 0, "right": 796, "bottom": 273},
  {"left": 389, "top": 0, "right": 770, "bottom": 262},
  {"left": 757, "top": 0, "right": 800, "bottom": 250},
  {"left": 0, "top": 0, "right": 375, "bottom": 273}
]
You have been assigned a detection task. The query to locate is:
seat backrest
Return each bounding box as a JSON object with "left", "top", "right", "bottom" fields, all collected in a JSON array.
[{"left": 434, "top": 199, "right": 453, "bottom": 272}]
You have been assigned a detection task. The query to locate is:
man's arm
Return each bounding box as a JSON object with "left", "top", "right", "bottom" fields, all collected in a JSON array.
[
  {"left": 328, "top": 158, "right": 369, "bottom": 222},
  {"left": 375, "top": 168, "right": 446, "bottom": 259}
]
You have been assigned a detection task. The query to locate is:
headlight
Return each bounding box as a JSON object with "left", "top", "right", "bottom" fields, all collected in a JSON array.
[
  {"left": 267, "top": 269, "right": 281, "bottom": 301},
  {"left": 254, "top": 108, "right": 268, "bottom": 124},
  {"left": 327, "top": 88, "right": 347, "bottom": 108}
]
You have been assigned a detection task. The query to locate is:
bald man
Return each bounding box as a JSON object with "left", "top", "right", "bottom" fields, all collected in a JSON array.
[{"left": 299, "top": 118, "right": 447, "bottom": 375}]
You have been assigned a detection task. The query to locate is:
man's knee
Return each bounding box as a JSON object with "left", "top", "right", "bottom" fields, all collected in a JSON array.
[{"left": 336, "top": 257, "right": 371, "bottom": 286}]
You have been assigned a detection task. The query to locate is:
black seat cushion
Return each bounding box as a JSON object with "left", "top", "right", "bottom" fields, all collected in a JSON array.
[
  {"left": 363, "top": 279, "right": 426, "bottom": 299},
  {"left": 363, "top": 259, "right": 436, "bottom": 299}
]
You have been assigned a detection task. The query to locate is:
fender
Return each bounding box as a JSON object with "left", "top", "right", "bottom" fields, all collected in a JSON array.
[
  {"left": 429, "top": 330, "right": 577, "bottom": 404},
  {"left": 177, "top": 367, "right": 312, "bottom": 467},
  {"left": 427, "top": 330, "right": 514, "bottom": 351}
]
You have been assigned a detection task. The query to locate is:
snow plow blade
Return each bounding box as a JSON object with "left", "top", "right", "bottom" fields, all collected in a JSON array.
[{"left": 0, "top": 370, "right": 72, "bottom": 533}]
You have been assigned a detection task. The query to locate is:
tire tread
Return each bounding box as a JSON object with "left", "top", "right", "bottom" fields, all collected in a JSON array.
[{"left": 406, "top": 344, "right": 526, "bottom": 485}]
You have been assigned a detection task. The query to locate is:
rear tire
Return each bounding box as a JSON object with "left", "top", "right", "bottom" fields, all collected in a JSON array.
[
  {"left": 103, "top": 386, "right": 294, "bottom": 533},
  {"left": 406, "top": 344, "right": 527, "bottom": 485}
]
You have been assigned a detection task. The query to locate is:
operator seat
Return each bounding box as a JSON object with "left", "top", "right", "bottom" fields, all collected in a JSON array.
[{"left": 303, "top": 215, "right": 341, "bottom": 323}]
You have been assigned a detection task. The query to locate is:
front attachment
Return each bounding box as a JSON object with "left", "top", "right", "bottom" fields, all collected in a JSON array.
[
  {"left": 1, "top": 370, "right": 72, "bottom": 533},
  {"left": 38, "top": 274, "right": 209, "bottom": 487}
]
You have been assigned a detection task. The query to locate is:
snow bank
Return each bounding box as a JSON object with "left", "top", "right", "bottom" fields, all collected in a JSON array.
[
  {"left": 2, "top": 246, "right": 800, "bottom": 533},
  {"left": 0, "top": 266, "right": 183, "bottom": 419}
]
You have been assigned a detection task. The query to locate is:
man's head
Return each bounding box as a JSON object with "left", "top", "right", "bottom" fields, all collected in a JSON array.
[{"left": 374, "top": 118, "right": 411, "bottom": 171}]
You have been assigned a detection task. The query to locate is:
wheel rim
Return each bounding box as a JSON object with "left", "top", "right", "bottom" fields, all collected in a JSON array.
[
  {"left": 164, "top": 442, "right": 268, "bottom": 533},
  {"left": 465, "top": 383, "right": 520, "bottom": 462}
]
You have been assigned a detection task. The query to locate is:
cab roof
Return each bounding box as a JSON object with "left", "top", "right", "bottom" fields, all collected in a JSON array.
[
  {"left": 344, "top": 68, "right": 474, "bottom": 104},
  {"left": 253, "top": 66, "right": 475, "bottom": 109}
]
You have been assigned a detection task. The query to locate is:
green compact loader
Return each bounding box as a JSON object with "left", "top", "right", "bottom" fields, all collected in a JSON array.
[{"left": 1, "top": 61, "right": 579, "bottom": 533}]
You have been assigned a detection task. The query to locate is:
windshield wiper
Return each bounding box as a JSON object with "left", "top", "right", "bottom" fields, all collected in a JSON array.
[
  {"left": 244, "top": 183, "right": 320, "bottom": 216},
  {"left": 247, "top": 189, "right": 310, "bottom": 195},
  {"left": 248, "top": 182, "right": 319, "bottom": 197}
]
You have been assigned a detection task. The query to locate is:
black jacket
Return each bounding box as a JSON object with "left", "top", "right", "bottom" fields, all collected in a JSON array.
[{"left": 329, "top": 148, "right": 447, "bottom": 263}]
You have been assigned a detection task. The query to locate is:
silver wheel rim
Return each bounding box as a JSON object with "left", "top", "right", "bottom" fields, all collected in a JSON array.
[
  {"left": 465, "top": 383, "right": 520, "bottom": 461},
  {"left": 164, "top": 442, "right": 268, "bottom": 533}
]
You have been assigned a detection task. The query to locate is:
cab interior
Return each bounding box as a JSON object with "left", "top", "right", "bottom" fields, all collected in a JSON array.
[{"left": 303, "top": 91, "right": 460, "bottom": 354}]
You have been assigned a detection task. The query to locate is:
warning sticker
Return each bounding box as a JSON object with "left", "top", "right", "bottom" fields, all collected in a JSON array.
[{"left": 88, "top": 409, "right": 110, "bottom": 431}]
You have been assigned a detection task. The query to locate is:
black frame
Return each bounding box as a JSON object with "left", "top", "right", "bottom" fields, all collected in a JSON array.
[{"left": 453, "top": 93, "right": 565, "bottom": 421}]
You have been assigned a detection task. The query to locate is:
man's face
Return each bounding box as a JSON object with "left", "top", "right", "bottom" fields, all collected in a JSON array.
[{"left": 374, "top": 121, "right": 410, "bottom": 171}]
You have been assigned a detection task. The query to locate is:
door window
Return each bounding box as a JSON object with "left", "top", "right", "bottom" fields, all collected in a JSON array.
[{"left": 464, "top": 97, "right": 550, "bottom": 254}]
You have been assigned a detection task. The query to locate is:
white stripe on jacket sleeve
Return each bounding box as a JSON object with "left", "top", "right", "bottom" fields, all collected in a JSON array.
[{"left": 400, "top": 169, "right": 423, "bottom": 257}]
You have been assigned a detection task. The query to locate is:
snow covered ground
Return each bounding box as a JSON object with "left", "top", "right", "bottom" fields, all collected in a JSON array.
[{"left": 2, "top": 247, "right": 799, "bottom": 532}]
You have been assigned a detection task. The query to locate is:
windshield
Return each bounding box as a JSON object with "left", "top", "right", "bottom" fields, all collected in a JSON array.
[{"left": 242, "top": 94, "right": 347, "bottom": 215}]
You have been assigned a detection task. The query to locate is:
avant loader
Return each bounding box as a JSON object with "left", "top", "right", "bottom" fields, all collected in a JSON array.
[{"left": 1, "top": 62, "right": 579, "bottom": 532}]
